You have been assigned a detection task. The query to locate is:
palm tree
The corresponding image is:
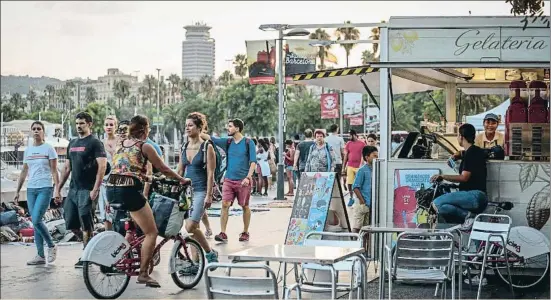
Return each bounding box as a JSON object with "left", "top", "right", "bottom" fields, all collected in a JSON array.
[
  {"left": 113, "top": 80, "right": 131, "bottom": 108},
  {"left": 85, "top": 86, "right": 98, "bottom": 104},
  {"left": 27, "top": 89, "right": 37, "bottom": 112},
  {"left": 369, "top": 21, "right": 385, "bottom": 57},
  {"left": 181, "top": 78, "right": 194, "bottom": 92},
  {"left": 143, "top": 75, "right": 156, "bottom": 107},
  {"left": 233, "top": 54, "right": 248, "bottom": 79},
  {"left": 9, "top": 93, "right": 24, "bottom": 110},
  {"left": 37, "top": 95, "right": 47, "bottom": 112},
  {"left": 309, "top": 28, "right": 332, "bottom": 70},
  {"left": 138, "top": 86, "right": 148, "bottom": 106},
  {"left": 65, "top": 81, "right": 76, "bottom": 109},
  {"left": 361, "top": 50, "right": 376, "bottom": 64},
  {"left": 335, "top": 21, "right": 360, "bottom": 67},
  {"left": 168, "top": 74, "right": 180, "bottom": 104},
  {"left": 56, "top": 87, "right": 70, "bottom": 111},
  {"left": 218, "top": 70, "right": 234, "bottom": 86},
  {"left": 199, "top": 75, "right": 214, "bottom": 95},
  {"left": 45, "top": 85, "right": 55, "bottom": 109}
]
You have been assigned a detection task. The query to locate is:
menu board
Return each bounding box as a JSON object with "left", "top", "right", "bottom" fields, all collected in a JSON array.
[{"left": 285, "top": 172, "right": 349, "bottom": 245}]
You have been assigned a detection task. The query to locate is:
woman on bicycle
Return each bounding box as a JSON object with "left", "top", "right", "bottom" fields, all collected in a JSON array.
[
  {"left": 14, "top": 121, "right": 59, "bottom": 265},
  {"left": 107, "top": 115, "right": 189, "bottom": 288},
  {"left": 177, "top": 112, "right": 219, "bottom": 272}
]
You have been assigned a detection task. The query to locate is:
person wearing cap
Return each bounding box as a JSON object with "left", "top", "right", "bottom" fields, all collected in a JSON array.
[
  {"left": 304, "top": 129, "right": 336, "bottom": 173},
  {"left": 474, "top": 113, "right": 504, "bottom": 149}
]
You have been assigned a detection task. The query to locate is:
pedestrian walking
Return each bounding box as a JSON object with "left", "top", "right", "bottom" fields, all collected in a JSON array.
[
  {"left": 14, "top": 121, "right": 59, "bottom": 265},
  {"left": 305, "top": 129, "right": 336, "bottom": 172},
  {"left": 202, "top": 118, "right": 257, "bottom": 242},
  {"left": 98, "top": 115, "right": 117, "bottom": 231},
  {"left": 342, "top": 130, "right": 366, "bottom": 207},
  {"left": 293, "top": 129, "right": 314, "bottom": 181},
  {"left": 54, "top": 112, "right": 107, "bottom": 268}
]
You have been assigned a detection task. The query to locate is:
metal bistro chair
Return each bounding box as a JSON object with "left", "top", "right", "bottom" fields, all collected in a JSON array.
[
  {"left": 459, "top": 214, "right": 514, "bottom": 300},
  {"left": 205, "top": 263, "right": 302, "bottom": 300},
  {"left": 385, "top": 231, "right": 456, "bottom": 300},
  {"left": 300, "top": 231, "right": 368, "bottom": 299}
]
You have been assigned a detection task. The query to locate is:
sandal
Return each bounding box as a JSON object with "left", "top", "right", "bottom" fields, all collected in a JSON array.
[
  {"left": 285, "top": 193, "right": 294, "bottom": 196},
  {"left": 137, "top": 276, "right": 161, "bottom": 288}
]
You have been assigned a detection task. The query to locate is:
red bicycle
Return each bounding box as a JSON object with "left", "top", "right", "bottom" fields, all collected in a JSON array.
[{"left": 81, "top": 178, "right": 206, "bottom": 299}]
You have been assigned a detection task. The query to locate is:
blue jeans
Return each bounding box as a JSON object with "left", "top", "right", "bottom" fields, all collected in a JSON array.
[
  {"left": 27, "top": 187, "right": 55, "bottom": 257},
  {"left": 433, "top": 190, "right": 488, "bottom": 223}
]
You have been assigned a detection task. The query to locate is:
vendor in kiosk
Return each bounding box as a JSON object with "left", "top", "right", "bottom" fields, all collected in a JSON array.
[{"left": 474, "top": 113, "right": 504, "bottom": 149}]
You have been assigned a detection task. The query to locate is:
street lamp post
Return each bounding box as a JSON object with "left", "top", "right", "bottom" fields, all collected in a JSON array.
[
  {"left": 156, "top": 68, "right": 161, "bottom": 143},
  {"left": 259, "top": 24, "right": 310, "bottom": 201}
]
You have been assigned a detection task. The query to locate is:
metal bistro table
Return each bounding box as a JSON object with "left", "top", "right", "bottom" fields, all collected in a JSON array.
[
  {"left": 227, "top": 244, "right": 367, "bottom": 299},
  {"left": 360, "top": 222, "right": 463, "bottom": 300}
]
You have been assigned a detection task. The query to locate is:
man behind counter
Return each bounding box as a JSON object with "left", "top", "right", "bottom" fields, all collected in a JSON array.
[{"left": 474, "top": 113, "right": 504, "bottom": 149}]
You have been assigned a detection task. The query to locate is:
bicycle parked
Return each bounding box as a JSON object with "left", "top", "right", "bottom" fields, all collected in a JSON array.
[
  {"left": 81, "top": 178, "right": 205, "bottom": 299},
  {"left": 415, "top": 181, "right": 550, "bottom": 290}
]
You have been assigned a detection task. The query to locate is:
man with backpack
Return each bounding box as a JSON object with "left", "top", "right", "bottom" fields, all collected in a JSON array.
[
  {"left": 304, "top": 129, "right": 336, "bottom": 173},
  {"left": 202, "top": 118, "right": 257, "bottom": 242},
  {"left": 54, "top": 112, "right": 107, "bottom": 268}
]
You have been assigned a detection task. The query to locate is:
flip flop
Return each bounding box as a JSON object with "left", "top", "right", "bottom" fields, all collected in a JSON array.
[{"left": 136, "top": 278, "right": 161, "bottom": 288}]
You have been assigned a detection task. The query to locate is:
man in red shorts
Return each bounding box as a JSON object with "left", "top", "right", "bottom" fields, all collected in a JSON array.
[{"left": 202, "top": 119, "right": 257, "bottom": 242}]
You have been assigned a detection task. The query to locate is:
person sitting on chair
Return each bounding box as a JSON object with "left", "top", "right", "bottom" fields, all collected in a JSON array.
[{"left": 430, "top": 123, "right": 488, "bottom": 229}]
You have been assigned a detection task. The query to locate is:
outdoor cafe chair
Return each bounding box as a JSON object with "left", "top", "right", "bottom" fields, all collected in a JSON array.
[
  {"left": 458, "top": 214, "right": 514, "bottom": 300},
  {"left": 205, "top": 262, "right": 302, "bottom": 299},
  {"left": 385, "top": 231, "right": 456, "bottom": 300},
  {"left": 299, "top": 231, "right": 368, "bottom": 299}
]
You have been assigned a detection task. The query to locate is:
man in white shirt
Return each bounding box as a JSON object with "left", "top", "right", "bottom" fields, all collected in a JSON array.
[{"left": 325, "top": 124, "right": 345, "bottom": 183}]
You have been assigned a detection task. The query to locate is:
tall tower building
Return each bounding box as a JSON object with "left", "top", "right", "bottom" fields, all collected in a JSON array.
[{"left": 182, "top": 22, "right": 216, "bottom": 81}]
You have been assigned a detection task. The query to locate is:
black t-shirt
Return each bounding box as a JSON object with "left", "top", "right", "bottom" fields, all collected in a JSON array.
[
  {"left": 459, "top": 145, "right": 487, "bottom": 193},
  {"left": 296, "top": 140, "right": 315, "bottom": 170},
  {"left": 67, "top": 135, "right": 106, "bottom": 190}
]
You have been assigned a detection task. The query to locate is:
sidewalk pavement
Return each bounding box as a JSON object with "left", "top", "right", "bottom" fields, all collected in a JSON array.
[{"left": 1, "top": 188, "right": 549, "bottom": 299}]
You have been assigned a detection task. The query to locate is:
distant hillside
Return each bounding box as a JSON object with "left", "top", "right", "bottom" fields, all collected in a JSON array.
[{"left": 1, "top": 75, "right": 64, "bottom": 95}]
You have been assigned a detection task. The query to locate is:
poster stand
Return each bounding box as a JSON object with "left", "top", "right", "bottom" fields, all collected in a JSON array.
[{"left": 277, "top": 172, "right": 350, "bottom": 283}]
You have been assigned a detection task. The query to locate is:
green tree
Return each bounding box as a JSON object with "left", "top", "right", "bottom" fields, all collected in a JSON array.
[
  {"left": 1, "top": 96, "right": 25, "bottom": 121},
  {"left": 27, "top": 90, "right": 37, "bottom": 112},
  {"left": 506, "top": 0, "right": 544, "bottom": 15},
  {"left": 10, "top": 93, "right": 25, "bottom": 110},
  {"left": 85, "top": 86, "right": 98, "bottom": 104},
  {"left": 199, "top": 75, "right": 215, "bottom": 95},
  {"left": 309, "top": 28, "right": 332, "bottom": 70},
  {"left": 361, "top": 50, "right": 375, "bottom": 64},
  {"left": 369, "top": 21, "right": 386, "bottom": 57},
  {"left": 45, "top": 85, "right": 55, "bottom": 109},
  {"left": 218, "top": 70, "right": 234, "bottom": 87},
  {"left": 167, "top": 74, "right": 181, "bottom": 104},
  {"left": 113, "top": 80, "right": 131, "bottom": 108},
  {"left": 56, "top": 87, "right": 71, "bottom": 111},
  {"left": 233, "top": 54, "right": 248, "bottom": 79},
  {"left": 286, "top": 90, "right": 333, "bottom": 134},
  {"left": 36, "top": 95, "right": 47, "bottom": 112},
  {"left": 83, "top": 102, "right": 111, "bottom": 135},
  {"left": 143, "top": 75, "right": 157, "bottom": 107},
  {"left": 138, "top": 86, "right": 148, "bottom": 106},
  {"left": 335, "top": 21, "right": 361, "bottom": 67}
]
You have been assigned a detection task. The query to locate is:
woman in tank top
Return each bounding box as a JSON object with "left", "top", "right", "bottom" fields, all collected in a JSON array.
[
  {"left": 176, "top": 112, "right": 219, "bottom": 272},
  {"left": 98, "top": 115, "right": 117, "bottom": 231},
  {"left": 107, "top": 115, "right": 189, "bottom": 288}
]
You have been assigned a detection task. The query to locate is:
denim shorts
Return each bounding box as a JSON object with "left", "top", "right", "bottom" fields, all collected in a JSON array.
[{"left": 189, "top": 190, "right": 207, "bottom": 223}]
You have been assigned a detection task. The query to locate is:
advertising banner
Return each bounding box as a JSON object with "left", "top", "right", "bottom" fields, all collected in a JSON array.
[
  {"left": 343, "top": 92, "right": 363, "bottom": 118},
  {"left": 393, "top": 169, "right": 440, "bottom": 226},
  {"left": 246, "top": 40, "right": 276, "bottom": 84},
  {"left": 284, "top": 40, "right": 317, "bottom": 82},
  {"left": 320, "top": 93, "right": 339, "bottom": 119},
  {"left": 349, "top": 114, "right": 364, "bottom": 126}
]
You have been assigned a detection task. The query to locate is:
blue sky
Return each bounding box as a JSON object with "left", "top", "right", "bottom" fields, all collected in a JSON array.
[{"left": 0, "top": 1, "right": 529, "bottom": 81}]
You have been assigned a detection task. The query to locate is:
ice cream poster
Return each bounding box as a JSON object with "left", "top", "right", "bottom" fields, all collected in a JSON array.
[{"left": 393, "top": 169, "right": 439, "bottom": 225}]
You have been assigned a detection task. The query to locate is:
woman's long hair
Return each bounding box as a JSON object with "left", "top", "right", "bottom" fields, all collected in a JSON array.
[{"left": 128, "top": 115, "right": 149, "bottom": 139}]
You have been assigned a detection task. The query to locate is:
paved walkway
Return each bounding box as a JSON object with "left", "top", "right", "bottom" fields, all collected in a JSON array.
[{"left": 1, "top": 190, "right": 549, "bottom": 299}]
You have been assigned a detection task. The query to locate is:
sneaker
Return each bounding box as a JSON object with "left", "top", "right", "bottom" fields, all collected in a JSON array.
[
  {"left": 74, "top": 258, "right": 84, "bottom": 268},
  {"left": 214, "top": 232, "right": 228, "bottom": 243},
  {"left": 205, "top": 229, "right": 213, "bottom": 239},
  {"left": 178, "top": 262, "right": 199, "bottom": 276},
  {"left": 239, "top": 232, "right": 250, "bottom": 242},
  {"left": 347, "top": 198, "right": 355, "bottom": 207},
  {"left": 47, "top": 246, "right": 58, "bottom": 263},
  {"left": 464, "top": 275, "right": 488, "bottom": 286},
  {"left": 27, "top": 255, "right": 46, "bottom": 265},
  {"left": 206, "top": 249, "right": 219, "bottom": 263},
  {"left": 262, "top": 193, "right": 268, "bottom": 197}
]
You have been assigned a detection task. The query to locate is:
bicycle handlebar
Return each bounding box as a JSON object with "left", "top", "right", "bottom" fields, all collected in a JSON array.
[{"left": 151, "top": 176, "right": 190, "bottom": 186}]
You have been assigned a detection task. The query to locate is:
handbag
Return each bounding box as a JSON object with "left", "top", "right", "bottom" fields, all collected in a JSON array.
[{"left": 150, "top": 186, "right": 193, "bottom": 238}]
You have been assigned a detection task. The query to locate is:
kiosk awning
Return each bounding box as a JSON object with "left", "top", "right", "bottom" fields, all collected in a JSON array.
[{"left": 292, "top": 66, "right": 440, "bottom": 95}]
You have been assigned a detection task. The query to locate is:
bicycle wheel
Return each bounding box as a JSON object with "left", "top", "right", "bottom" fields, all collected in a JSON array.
[
  {"left": 495, "top": 227, "right": 550, "bottom": 289},
  {"left": 83, "top": 256, "right": 130, "bottom": 299},
  {"left": 171, "top": 237, "right": 205, "bottom": 290}
]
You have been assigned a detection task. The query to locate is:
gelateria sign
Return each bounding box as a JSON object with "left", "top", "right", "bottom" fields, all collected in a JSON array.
[{"left": 388, "top": 27, "right": 549, "bottom": 62}]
